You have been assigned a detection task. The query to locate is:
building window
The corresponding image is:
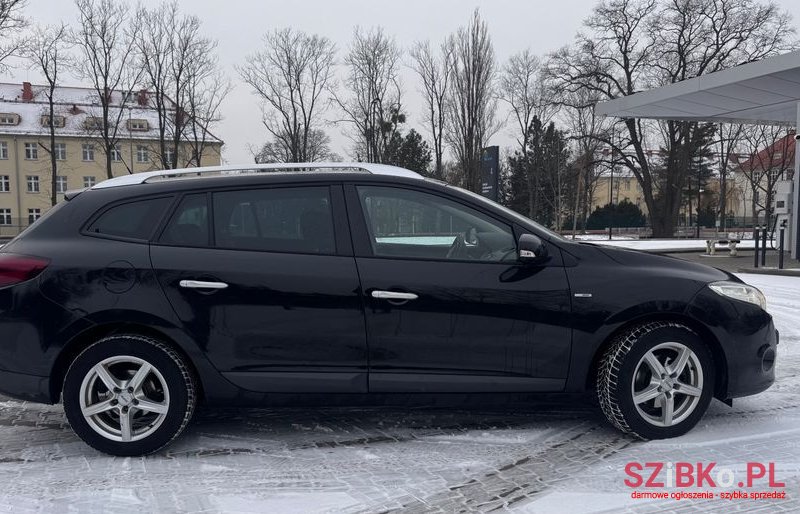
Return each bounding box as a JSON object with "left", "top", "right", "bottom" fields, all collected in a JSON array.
[
  {"left": 164, "top": 147, "right": 175, "bottom": 167},
  {"left": 82, "top": 144, "right": 95, "bottom": 162},
  {"left": 28, "top": 208, "right": 41, "bottom": 225},
  {"left": 136, "top": 145, "right": 149, "bottom": 163},
  {"left": 110, "top": 144, "right": 122, "bottom": 162},
  {"left": 83, "top": 176, "right": 96, "bottom": 188},
  {"left": 0, "top": 141, "right": 7, "bottom": 160},
  {"left": 56, "top": 176, "right": 68, "bottom": 193},
  {"left": 24, "top": 143, "right": 38, "bottom": 160},
  {"left": 84, "top": 117, "right": 103, "bottom": 130},
  {"left": 0, "top": 175, "right": 8, "bottom": 192},
  {"left": 27, "top": 175, "right": 39, "bottom": 193},
  {"left": 54, "top": 143, "right": 67, "bottom": 161},
  {"left": 127, "top": 119, "right": 149, "bottom": 131},
  {"left": 625, "top": 181, "right": 631, "bottom": 191},
  {"left": 0, "top": 209, "right": 10, "bottom": 225},
  {"left": 40, "top": 115, "right": 66, "bottom": 128},
  {"left": 0, "top": 113, "right": 19, "bottom": 126}
]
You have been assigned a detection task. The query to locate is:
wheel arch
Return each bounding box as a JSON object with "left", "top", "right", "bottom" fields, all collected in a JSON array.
[
  {"left": 585, "top": 313, "right": 728, "bottom": 400},
  {"left": 50, "top": 322, "right": 205, "bottom": 404}
]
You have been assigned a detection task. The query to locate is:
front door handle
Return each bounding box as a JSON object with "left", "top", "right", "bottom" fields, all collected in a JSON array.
[
  {"left": 371, "top": 290, "right": 418, "bottom": 301},
  {"left": 179, "top": 279, "right": 229, "bottom": 290}
]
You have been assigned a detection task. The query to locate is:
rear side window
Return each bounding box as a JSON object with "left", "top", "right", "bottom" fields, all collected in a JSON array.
[
  {"left": 86, "top": 197, "right": 171, "bottom": 240},
  {"left": 213, "top": 187, "right": 335, "bottom": 254},
  {"left": 159, "top": 194, "right": 209, "bottom": 247}
]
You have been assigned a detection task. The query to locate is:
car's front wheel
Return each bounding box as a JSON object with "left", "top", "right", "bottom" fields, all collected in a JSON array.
[
  {"left": 63, "top": 334, "right": 197, "bottom": 456},
  {"left": 597, "top": 321, "right": 714, "bottom": 439}
]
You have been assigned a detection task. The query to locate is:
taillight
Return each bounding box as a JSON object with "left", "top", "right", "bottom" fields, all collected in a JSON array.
[{"left": 0, "top": 254, "right": 50, "bottom": 288}]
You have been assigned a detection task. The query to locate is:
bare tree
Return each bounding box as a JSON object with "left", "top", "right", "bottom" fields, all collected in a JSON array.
[
  {"left": 562, "top": 89, "right": 613, "bottom": 233},
  {"left": 335, "top": 27, "right": 403, "bottom": 163},
  {"left": 409, "top": 40, "right": 451, "bottom": 179},
  {"left": 0, "top": 0, "right": 27, "bottom": 71},
  {"left": 444, "top": 9, "right": 498, "bottom": 192},
  {"left": 715, "top": 123, "right": 744, "bottom": 232},
  {"left": 500, "top": 49, "right": 557, "bottom": 155},
  {"left": 185, "top": 67, "right": 230, "bottom": 167},
  {"left": 240, "top": 28, "right": 336, "bottom": 163},
  {"left": 500, "top": 49, "right": 560, "bottom": 217},
  {"left": 136, "top": 3, "right": 172, "bottom": 168},
  {"left": 548, "top": 0, "right": 795, "bottom": 237},
  {"left": 73, "top": 0, "right": 143, "bottom": 178},
  {"left": 137, "top": 2, "right": 223, "bottom": 170},
  {"left": 254, "top": 129, "right": 336, "bottom": 163},
  {"left": 23, "top": 24, "right": 70, "bottom": 206}
]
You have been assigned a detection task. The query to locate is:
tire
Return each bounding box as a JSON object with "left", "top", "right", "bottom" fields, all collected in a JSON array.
[
  {"left": 597, "top": 321, "right": 714, "bottom": 440},
  {"left": 63, "top": 334, "right": 197, "bottom": 456}
]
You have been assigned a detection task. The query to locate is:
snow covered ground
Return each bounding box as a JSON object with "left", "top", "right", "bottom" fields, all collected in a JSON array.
[{"left": 0, "top": 273, "right": 796, "bottom": 513}]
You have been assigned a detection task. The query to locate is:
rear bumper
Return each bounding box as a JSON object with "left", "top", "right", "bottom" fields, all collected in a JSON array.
[{"left": 0, "top": 369, "right": 51, "bottom": 403}]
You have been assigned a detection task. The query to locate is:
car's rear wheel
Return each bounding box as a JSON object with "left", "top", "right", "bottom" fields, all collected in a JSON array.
[
  {"left": 597, "top": 321, "right": 714, "bottom": 439},
  {"left": 63, "top": 334, "right": 197, "bottom": 456}
]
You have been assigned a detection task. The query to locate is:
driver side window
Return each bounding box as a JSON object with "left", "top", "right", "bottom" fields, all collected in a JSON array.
[{"left": 357, "top": 186, "right": 516, "bottom": 262}]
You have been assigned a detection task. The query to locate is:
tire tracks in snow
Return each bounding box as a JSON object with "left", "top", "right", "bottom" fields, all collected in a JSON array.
[{"left": 381, "top": 423, "right": 639, "bottom": 513}]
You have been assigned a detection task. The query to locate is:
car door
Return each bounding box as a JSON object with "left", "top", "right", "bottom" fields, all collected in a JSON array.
[
  {"left": 150, "top": 184, "right": 368, "bottom": 393},
  {"left": 346, "top": 183, "right": 572, "bottom": 393}
]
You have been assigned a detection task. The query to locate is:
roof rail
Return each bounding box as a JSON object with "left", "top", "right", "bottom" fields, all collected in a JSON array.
[{"left": 92, "top": 162, "right": 423, "bottom": 189}]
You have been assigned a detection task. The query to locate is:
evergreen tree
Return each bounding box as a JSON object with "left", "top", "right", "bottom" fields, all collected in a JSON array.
[
  {"left": 587, "top": 200, "right": 647, "bottom": 230},
  {"left": 383, "top": 129, "right": 432, "bottom": 175},
  {"left": 505, "top": 116, "right": 571, "bottom": 228}
]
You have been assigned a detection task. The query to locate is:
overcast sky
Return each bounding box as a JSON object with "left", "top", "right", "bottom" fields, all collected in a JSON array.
[{"left": 6, "top": 0, "right": 800, "bottom": 164}]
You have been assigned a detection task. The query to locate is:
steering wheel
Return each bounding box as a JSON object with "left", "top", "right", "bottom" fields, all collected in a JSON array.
[{"left": 446, "top": 233, "right": 468, "bottom": 259}]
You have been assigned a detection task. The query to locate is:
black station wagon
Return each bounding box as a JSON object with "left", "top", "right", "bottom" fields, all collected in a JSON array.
[{"left": 0, "top": 163, "right": 777, "bottom": 455}]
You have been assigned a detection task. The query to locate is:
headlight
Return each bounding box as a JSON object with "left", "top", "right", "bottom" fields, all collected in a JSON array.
[{"left": 709, "top": 281, "right": 767, "bottom": 310}]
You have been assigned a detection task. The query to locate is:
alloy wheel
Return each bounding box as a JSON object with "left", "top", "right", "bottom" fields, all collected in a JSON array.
[
  {"left": 78, "top": 355, "right": 171, "bottom": 442},
  {"left": 631, "top": 342, "right": 704, "bottom": 427}
]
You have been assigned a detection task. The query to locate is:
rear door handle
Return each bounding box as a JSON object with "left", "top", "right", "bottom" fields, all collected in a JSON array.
[
  {"left": 179, "top": 280, "right": 228, "bottom": 290},
  {"left": 371, "top": 290, "right": 418, "bottom": 301}
]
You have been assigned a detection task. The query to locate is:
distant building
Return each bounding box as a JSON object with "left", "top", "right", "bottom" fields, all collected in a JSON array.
[
  {"left": 589, "top": 146, "right": 755, "bottom": 230},
  {"left": 593, "top": 172, "right": 646, "bottom": 212},
  {"left": 0, "top": 82, "right": 223, "bottom": 236},
  {"left": 730, "top": 132, "right": 795, "bottom": 226}
]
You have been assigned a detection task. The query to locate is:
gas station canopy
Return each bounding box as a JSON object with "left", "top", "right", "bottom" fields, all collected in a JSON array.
[
  {"left": 596, "top": 50, "right": 800, "bottom": 259},
  {"left": 596, "top": 50, "right": 800, "bottom": 125}
]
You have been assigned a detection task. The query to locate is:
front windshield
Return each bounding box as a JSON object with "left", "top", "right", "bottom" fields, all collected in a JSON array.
[{"left": 440, "top": 181, "right": 564, "bottom": 241}]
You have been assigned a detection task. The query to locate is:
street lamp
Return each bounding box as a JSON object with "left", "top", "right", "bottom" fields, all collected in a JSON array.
[
  {"left": 609, "top": 137, "right": 616, "bottom": 241},
  {"left": 696, "top": 187, "right": 704, "bottom": 238},
  {"left": 608, "top": 155, "right": 614, "bottom": 241}
]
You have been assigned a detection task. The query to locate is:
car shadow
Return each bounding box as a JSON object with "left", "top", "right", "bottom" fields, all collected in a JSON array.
[{"left": 164, "top": 394, "right": 610, "bottom": 456}]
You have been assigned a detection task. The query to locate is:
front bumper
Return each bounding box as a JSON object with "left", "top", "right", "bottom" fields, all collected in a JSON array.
[
  {"left": 725, "top": 325, "right": 778, "bottom": 399},
  {"left": 687, "top": 287, "right": 778, "bottom": 400},
  {"left": 0, "top": 369, "right": 51, "bottom": 403}
]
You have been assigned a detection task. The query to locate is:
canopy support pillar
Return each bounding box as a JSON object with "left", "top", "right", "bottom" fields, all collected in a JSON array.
[{"left": 794, "top": 102, "right": 800, "bottom": 260}]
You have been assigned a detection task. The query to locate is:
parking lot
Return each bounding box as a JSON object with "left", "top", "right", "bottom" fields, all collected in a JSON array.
[{"left": 0, "top": 272, "right": 797, "bottom": 513}]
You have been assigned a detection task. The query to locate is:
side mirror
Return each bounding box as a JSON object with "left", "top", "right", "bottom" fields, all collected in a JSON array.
[{"left": 518, "top": 234, "right": 548, "bottom": 264}]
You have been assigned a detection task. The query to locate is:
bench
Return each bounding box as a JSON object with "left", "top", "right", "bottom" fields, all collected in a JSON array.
[{"left": 705, "top": 239, "right": 741, "bottom": 256}]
